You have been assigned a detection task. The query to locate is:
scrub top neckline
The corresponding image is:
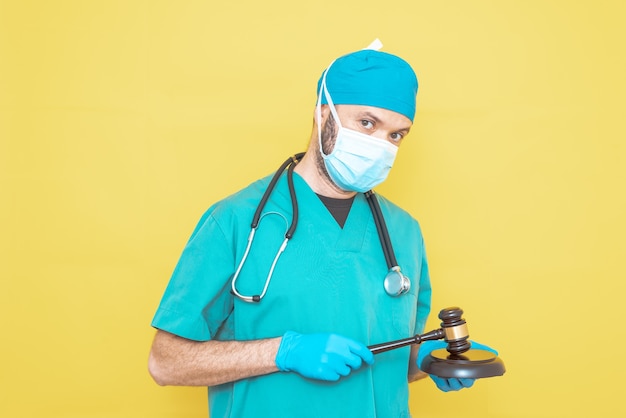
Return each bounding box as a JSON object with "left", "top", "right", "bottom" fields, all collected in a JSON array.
[
  {"left": 279, "top": 171, "right": 372, "bottom": 252},
  {"left": 316, "top": 193, "right": 355, "bottom": 228}
]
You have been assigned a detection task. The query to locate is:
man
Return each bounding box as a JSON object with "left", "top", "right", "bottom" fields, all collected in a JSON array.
[{"left": 149, "top": 43, "right": 483, "bottom": 417}]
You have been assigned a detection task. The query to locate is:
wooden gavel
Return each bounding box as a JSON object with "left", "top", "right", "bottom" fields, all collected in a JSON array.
[{"left": 368, "top": 307, "right": 471, "bottom": 355}]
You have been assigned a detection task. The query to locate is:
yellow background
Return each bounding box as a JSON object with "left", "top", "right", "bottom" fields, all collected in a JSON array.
[{"left": 1, "top": 0, "right": 625, "bottom": 417}]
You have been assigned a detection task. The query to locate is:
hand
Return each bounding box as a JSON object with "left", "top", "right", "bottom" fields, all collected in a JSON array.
[
  {"left": 417, "top": 340, "right": 498, "bottom": 392},
  {"left": 275, "top": 331, "right": 375, "bottom": 381}
]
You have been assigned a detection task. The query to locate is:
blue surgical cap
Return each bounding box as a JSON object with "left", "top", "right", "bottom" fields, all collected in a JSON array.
[{"left": 316, "top": 49, "right": 419, "bottom": 122}]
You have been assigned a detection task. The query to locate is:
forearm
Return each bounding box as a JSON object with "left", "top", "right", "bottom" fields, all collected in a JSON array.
[{"left": 148, "top": 330, "right": 281, "bottom": 387}]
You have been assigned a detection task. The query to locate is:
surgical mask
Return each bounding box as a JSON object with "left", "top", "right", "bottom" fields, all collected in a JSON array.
[{"left": 316, "top": 70, "right": 398, "bottom": 193}]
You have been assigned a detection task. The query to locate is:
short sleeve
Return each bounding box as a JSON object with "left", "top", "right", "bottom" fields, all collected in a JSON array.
[{"left": 151, "top": 208, "right": 236, "bottom": 341}]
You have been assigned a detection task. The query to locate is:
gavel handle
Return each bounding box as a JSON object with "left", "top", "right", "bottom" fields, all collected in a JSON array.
[{"left": 368, "top": 328, "right": 445, "bottom": 354}]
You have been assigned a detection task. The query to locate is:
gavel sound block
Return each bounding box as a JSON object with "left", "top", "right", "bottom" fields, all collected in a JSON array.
[{"left": 368, "top": 307, "right": 506, "bottom": 379}]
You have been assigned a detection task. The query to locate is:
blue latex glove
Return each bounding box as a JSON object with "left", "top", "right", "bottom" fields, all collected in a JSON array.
[
  {"left": 417, "top": 340, "right": 498, "bottom": 392},
  {"left": 275, "top": 331, "right": 375, "bottom": 381}
]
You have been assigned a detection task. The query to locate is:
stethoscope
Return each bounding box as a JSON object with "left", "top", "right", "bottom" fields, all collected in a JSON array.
[{"left": 231, "top": 153, "right": 411, "bottom": 303}]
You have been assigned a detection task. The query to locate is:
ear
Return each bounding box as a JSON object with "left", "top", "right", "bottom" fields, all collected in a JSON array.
[{"left": 313, "top": 104, "right": 330, "bottom": 125}]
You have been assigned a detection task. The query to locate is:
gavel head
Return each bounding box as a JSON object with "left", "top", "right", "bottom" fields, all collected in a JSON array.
[{"left": 439, "top": 307, "right": 471, "bottom": 355}]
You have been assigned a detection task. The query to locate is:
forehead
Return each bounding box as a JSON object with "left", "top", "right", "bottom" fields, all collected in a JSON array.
[{"left": 335, "top": 104, "right": 413, "bottom": 129}]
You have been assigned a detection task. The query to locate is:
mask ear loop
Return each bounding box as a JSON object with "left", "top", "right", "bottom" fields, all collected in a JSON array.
[
  {"left": 315, "top": 78, "right": 325, "bottom": 156},
  {"left": 321, "top": 71, "right": 343, "bottom": 130},
  {"left": 316, "top": 38, "right": 383, "bottom": 143},
  {"left": 316, "top": 60, "right": 343, "bottom": 159}
]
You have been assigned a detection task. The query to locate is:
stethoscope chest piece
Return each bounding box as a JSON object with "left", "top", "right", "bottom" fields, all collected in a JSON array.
[
  {"left": 366, "top": 189, "right": 412, "bottom": 297},
  {"left": 384, "top": 267, "right": 411, "bottom": 297}
]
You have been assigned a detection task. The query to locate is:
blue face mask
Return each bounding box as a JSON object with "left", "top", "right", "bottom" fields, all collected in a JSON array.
[{"left": 316, "top": 72, "right": 398, "bottom": 193}]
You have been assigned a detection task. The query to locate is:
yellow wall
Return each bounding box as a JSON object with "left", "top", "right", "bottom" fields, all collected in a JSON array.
[{"left": 2, "top": 1, "right": 625, "bottom": 417}]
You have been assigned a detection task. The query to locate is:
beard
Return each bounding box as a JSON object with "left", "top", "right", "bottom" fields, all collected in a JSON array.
[
  {"left": 320, "top": 114, "right": 338, "bottom": 154},
  {"left": 315, "top": 115, "right": 338, "bottom": 183}
]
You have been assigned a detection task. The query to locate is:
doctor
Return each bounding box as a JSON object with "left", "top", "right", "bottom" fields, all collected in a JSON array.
[{"left": 149, "top": 42, "right": 484, "bottom": 417}]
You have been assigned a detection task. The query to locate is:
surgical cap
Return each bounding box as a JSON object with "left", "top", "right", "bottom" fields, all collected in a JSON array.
[{"left": 316, "top": 49, "right": 419, "bottom": 122}]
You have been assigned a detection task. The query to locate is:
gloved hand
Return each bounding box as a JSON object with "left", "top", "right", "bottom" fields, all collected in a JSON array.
[
  {"left": 417, "top": 340, "right": 498, "bottom": 392},
  {"left": 275, "top": 331, "right": 375, "bottom": 381}
]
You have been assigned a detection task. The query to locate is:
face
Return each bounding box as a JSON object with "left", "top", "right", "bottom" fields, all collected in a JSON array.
[
  {"left": 332, "top": 104, "right": 413, "bottom": 145},
  {"left": 314, "top": 104, "right": 413, "bottom": 190}
]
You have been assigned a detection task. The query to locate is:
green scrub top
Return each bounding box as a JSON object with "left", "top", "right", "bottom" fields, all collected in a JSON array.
[{"left": 152, "top": 171, "right": 431, "bottom": 418}]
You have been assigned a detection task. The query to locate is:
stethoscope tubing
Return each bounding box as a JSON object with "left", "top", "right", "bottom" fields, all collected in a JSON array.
[
  {"left": 251, "top": 153, "right": 305, "bottom": 233},
  {"left": 231, "top": 154, "right": 303, "bottom": 302},
  {"left": 232, "top": 153, "right": 409, "bottom": 302},
  {"left": 365, "top": 190, "right": 399, "bottom": 270}
]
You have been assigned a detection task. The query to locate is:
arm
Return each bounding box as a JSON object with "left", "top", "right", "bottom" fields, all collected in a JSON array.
[
  {"left": 149, "top": 329, "right": 375, "bottom": 386},
  {"left": 148, "top": 329, "right": 281, "bottom": 387}
]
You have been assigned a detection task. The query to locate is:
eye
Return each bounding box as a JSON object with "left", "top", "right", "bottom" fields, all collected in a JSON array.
[
  {"left": 360, "top": 119, "right": 374, "bottom": 130},
  {"left": 390, "top": 132, "right": 404, "bottom": 143}
]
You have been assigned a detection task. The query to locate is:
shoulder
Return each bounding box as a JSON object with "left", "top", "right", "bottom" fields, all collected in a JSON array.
[
  {"left": 188, "top": 174, "right": 273, "bottom": 240},
  {"left": 217, "top": 175, "right": 273, "bottom": 213},
  {"left": 375, "top": 193, "right": 419, "bottom": 223},
  {"left": 374, "top": 193, "right": 424, "bottom": 237}
]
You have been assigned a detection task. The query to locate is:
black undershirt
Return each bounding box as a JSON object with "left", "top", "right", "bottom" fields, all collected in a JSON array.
[{"left": 316, "top": 194, "right": 355, "bottom": 228}]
